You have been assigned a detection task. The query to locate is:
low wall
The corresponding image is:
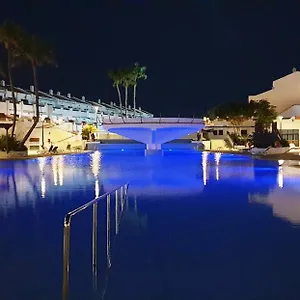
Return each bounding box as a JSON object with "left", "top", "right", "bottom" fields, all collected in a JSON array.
[
  {"left": 0, "top": 151, "right": 28, "bottom": 158},
  {"left": 87, "top": 142, "right": 145, "bottom": 151},
  {"left": 98, "top": 139, "right": 142, "bottom": 144},
  {"left": 86, "top": 142, "right": 197, "bottom": 152}
]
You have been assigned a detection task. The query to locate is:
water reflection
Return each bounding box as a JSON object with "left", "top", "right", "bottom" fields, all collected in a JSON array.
[
  {"left": 1, "top": 152, "right": 300, "bottom": 300},
  {"left": 91, "top": 151, "right": 102, "bottom": 198},
  {"left": 95, "top": 180, "right": 100, "bottom": 198},
  {"left": 0, "top": 161, "right": 39, "bottom": 212},
  {"left": 52, "top": 156, "right": 58, "bottom": 186},
  {"left": 214, "top": 152, "right": 221, "bottom": 181},
  {"left": 0, "top": 154, "right": 98, "bottom": 213},
  {"left": 202, "top": 151, "right": 208, "bottom": 185},
  {"left": 107, "top": 194, "right": 111, "bottom": 268},
  {"left": 91, "top": 151, "right": 101, "bottom": 177},
  {"left": 58, "top": 156, "right": 64, "bottom": 186},
  {"left": 277, "top": 166, "right": 284, "bottom": 189},
  {"left": 38, "top": 157, "right": 46, "bottom": 198},
  {"left": 249, "top": 162, "right": 300, "bottom": 225}
]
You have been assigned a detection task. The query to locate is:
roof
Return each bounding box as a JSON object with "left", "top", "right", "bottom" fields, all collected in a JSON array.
[
  {"left": 273, "top": 70, "right": 300, "bottom": 84},
  {"left": 38, "top": 91, "right": 57, "bottom": 99},
  {"left": 71, "top": 96, "right": 87, "bottom": 104},
  {"left": 0, "top": 83, "right": 152, "bottom": 114}
]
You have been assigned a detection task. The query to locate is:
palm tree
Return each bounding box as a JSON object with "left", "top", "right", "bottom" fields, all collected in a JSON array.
[
  {"left": 19, "top": 33, "right": 55, "bottom": 148},
  {"left": 0, "top": 21, "right": 24, "bottom": 137},
  {"left": 0, "top": 59, "right": 6, "bottom": 78},
  {"left": 121, "top": 68, "right": 131, "bottom": 118},
  {"left": 108, "top": 69, "right": 123, "bottom": 115},
  {"left": 131, "top": 63, "right": 147, "bottom": 117}
]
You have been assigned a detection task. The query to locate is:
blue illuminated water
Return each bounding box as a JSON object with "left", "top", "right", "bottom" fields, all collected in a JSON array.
[{"left": 1, "top": 149, "right": 300, "bottom": 300}]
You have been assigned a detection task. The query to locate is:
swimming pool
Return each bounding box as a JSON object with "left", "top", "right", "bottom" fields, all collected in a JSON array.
[{"left": 1, "top": 150, "right": 300, "bottom": 300}]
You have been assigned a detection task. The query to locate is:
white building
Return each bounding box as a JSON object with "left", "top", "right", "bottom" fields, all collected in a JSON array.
[
  {"left": 0, "top": 80, "right": 153, "bottom": 151},
  {"left": 0, "top": 80, "right": 152, "bottom": 124},
  {"left": 249, "top": 69, "right": 300, "bottom": 146}
]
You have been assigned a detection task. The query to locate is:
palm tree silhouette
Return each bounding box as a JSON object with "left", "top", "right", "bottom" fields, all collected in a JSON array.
[
  {"left": 0, "top": 21, "right": 24, "bottom": 137},
  {"left": 108, "top": 69, "right": 124, "bottom": 115},
  {"left": 19, "top": 32, "right": 56, "bottom": 147},
  {"left": 131, "top": 62, "right": 147, "bottom": 116}
]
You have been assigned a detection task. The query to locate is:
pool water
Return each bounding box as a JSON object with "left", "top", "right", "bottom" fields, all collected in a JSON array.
[{"left": 1, "top": 151, "right": 300, "bottom": 300}]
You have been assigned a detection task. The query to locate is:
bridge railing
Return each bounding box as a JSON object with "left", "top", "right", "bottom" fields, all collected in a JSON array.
[
  {"left": 102, "top": 117, "right": 204, "bottom": 125},
  {"left": 62, "top": 183, "right": 129, "bottom": 300}
]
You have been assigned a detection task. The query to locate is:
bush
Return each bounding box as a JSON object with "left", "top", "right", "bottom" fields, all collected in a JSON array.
[
  {"left": 229, "top": 133, "right": 248, "bottom": 146},
  {"left": 82, "top": 124, "right": 97, "bottom": 140},
  {"left": 0, "top": 135, "right": 27, "bottom": 152},
  {"left": 280, "top": 139, "right": 289, "bottom": 147}
]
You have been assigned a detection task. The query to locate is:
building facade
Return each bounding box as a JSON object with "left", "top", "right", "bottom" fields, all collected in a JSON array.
[
  {"left": 0, "top": 80, "right": 152, "bottom": 125},
  {"left": 249, "top": 70, "right": 300, "bottom": 146},
  {"left": 0, "top": 80, "right": 153, "bottom": 151}
]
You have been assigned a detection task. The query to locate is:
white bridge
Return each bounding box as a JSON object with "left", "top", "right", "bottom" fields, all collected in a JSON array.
[{"left": 102, "top": 117, "right": 204, "bottom": 152}]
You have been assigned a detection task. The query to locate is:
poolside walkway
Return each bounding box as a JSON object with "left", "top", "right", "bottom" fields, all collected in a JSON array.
[{"left": 0, "top": 150, "right": 91, "bottom": 160}]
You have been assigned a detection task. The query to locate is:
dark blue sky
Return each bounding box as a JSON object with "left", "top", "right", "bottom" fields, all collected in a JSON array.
[{"left": 1, "top": 0, "right": 300, "bottom": 116}]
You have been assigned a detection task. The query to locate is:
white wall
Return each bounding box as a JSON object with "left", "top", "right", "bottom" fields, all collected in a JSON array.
[
  {"left": 0, "top": 84, "right": 153, "bottom": 127},
  {"left": 249, "top": 71, "right": 300, "bottom": 114},
  {"left": 277, "top": 117, "right": 300, "bottom": 130}
]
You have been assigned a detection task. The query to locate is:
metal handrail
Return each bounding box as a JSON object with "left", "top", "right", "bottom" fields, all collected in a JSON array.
[
  {"left": 102, "top": 121, "right": 205, "bottom": 125},
  {"left": 62, "top": 183, "right": 129, "bottom": 300},
  {"left": 101, "top": 117, "right": 205, "bottom": 125}
]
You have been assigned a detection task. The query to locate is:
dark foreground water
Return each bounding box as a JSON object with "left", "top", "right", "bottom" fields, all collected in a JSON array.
[{"left": 1, "top": 150, "right": 300, "bottom": 300}]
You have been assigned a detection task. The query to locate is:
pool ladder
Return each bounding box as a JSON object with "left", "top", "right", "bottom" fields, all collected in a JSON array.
[{"left": 62, "top": 183, "right": 129, "bottom": 300}]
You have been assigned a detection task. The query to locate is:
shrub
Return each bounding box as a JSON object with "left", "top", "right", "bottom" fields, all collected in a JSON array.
[
  {"left": 82, "top": 124, "right": 97, "bottom": 140},
  {"left": 280, "top": 139, "right": 289, "bottom": 147},
  {"left": 0, "top": 135, "right": 28, "bottom": 152},
  {"left": 229, "top": 133, "right": 248, "bottom": 146}
]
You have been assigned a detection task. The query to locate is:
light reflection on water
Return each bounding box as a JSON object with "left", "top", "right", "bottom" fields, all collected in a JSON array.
[
  {"left": 1, "top": 152, "right": 300, "bottom": 223},
  {"left": 249, "top": 160, "right": 300, "bottom": 225},
  {"left": 1, "top": 151, "right": 300, "bottom": 299}
]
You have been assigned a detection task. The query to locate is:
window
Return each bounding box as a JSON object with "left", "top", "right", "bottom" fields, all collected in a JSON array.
[
  {"left": 218, "top": 130, "right": 224, "bottom": 135},
  {"left": 213, "top": 130, "right": 217, "bottom": 135},
  {"left": 241, "top": 129, "right": 248, "bottom": 136},
  {"left": 280, "top": 129, "right": 299, "bottom": 144}
]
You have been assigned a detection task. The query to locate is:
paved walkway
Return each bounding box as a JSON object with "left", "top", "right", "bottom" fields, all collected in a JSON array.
[{"left": 0, "top": 150, "right": 91, "bottom": 160}]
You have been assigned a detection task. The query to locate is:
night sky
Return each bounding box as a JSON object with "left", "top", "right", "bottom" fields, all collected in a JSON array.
[{"left": 1, "top": 0, "right": 300, "bottom": 116}]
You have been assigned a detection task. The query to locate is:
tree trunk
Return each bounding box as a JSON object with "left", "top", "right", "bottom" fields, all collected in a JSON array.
[
  {"left": 19, "top": 61, "right": 39, "bottom": 148},
  {"left": 125, "top": 86, "right": 128, "bottom": 118},
  {"left": 133, "top": 84, "right": 137, "bottom": 117},
  {"left": 116, "top": 84, "right": 122, "bottom": 115},
  {"left": 5, "top": 128, "right": 9, "bottom": 154},
  {"left": 8, "top": 50, "right": 17, "bottom": 138}
]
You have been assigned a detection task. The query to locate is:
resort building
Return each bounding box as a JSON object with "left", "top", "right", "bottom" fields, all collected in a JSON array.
[
  {"left": 0, "top": 80, "right": 153, "bottom": 152},
  {"left": 197, "top": 118, "right": 255, "bottom": 150},
  {"left": 198, "top": 70, "right": 300, "bottom": 150},
  {"left": 249, "top": 69, "right": 300, "bottom": 146}
]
